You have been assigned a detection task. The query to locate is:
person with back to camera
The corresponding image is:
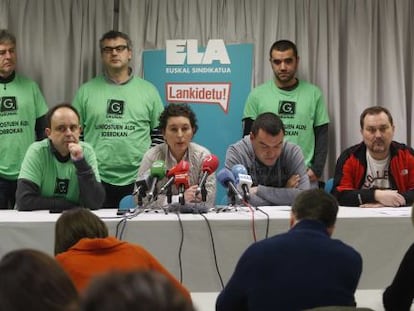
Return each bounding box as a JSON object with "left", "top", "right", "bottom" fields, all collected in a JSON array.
[
  {"left": 137, "top": 103, "right": 216, "bottom": 207},
  {"left": 72, "top": 30, "right": 164, "bottom": 208},
  {"left": 383, "top": 204, "right": 414, "bottom": 310},
  {"left": 81, "top": 270, "right": 194, "bottom": 311},
  {"left": 332, "top": 106, "right": 414, "bottom": 207},
  {"left": 242, "top": 39, "right": 330, "bottom": 188},
  {"left": 54, "top": 207, "right": 191, "bottom": 303},
  {"left": 225, "top": 112, "right": 310, "bottom": 206},
  {"left": 15, "top": 103, "right": 104, "bottom": 211},
  {"left": 0, "top": 29, "right": 48, "bottom": 209},
  {"left": 216, "top": 189, "right": 362, "bottom": 311},
  {"left": 0, "top": 249, "right": 79, "bottom": 311}
]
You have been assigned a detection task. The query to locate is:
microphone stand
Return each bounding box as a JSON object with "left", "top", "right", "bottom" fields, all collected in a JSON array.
[
  {"left": 201, "top": 184, "right": 207, "bottom": 202},
  {"left": 137, "top": 193, "right": 144, "bottom": 207},
  {"left": 228, "top": 189, "right": 236, "bottom": 206},
  {"left": 178, "top": 184, "right": 186, "bottom": 205},
  {"left": 166, "top": 184, "right": 173, "bottom": 204},
  {"left": 242, "top": 185, "right": 250, "bottom": 202},
  {"left": 136, "top": 185, "right": 146, "bottom": 207}
]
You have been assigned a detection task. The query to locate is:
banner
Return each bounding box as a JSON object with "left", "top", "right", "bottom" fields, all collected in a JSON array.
[{"left": 143, "top": 40, "right": 253, "bottom": 204}]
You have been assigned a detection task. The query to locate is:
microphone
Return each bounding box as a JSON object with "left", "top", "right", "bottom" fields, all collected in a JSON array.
[
  {"left": 196, "top": 154, "right": 219, "bottom": 196},
  {"left": 133, "top": 171, "right": 153, "bottom": 205},
  {"left": 216, "top": 168, "right": 243, "bottom": 202},
  {"left": 159, "top": 160, "right": 190, "bottom": 193},
  {"left": 174, "top": 171, "right": 190, "bottom": 205},
  {"left": 117, "top": 195, "right": 136, "bottom": 215},
  {"left": 147, "top": 160, "right": 167, "bottom": 202},
  {"left": 231, "top": 164, "right": 252, "bottom": 201}
]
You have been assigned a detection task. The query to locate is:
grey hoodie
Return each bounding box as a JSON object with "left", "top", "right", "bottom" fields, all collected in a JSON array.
[{"left": 225, "top": 135, "right": 310, "bottom": 206}]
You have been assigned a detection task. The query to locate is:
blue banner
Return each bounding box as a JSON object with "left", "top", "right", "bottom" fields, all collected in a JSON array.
[{"left": 143, "top": 40, "right": 253, "bottom": 204}]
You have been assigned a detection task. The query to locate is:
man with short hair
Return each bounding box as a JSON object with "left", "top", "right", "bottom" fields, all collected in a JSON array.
[
  {"left": 216, "top": 189, "right": 362, "bottom": 311},
  {"left": 0, "top": 29, "right": 48, "bottom": 209},
  {"left": 16, "top": 103, "right": 104, "bottom": 211},
  {"left": 333, "top": 106, "right": 414, "bottom": 207},
  {"left": 243, "top": 40, "right": 329, "bottom": 188},
  {"left": 72, "top": 30, "right": 164, "bottom": 208},
  {"left": 225, "top": 112, "right": 310, "bottom": 206}
]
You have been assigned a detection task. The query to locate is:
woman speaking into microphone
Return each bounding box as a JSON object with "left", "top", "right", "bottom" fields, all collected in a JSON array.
[{"left": 136, "top": 103, "right": 217, "bottom": 208}]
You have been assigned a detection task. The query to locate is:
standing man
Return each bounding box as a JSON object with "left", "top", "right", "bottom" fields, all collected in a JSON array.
[
  {"left": 16, "top": 103, "right": 104, "bottom": 212},
  {"left": 333, "top": 106, "right": 414, "bottom": 207},
  {"left": 0, "top": 29, "right": 48, "bottom": 209},
  {"left": 72, "top": 30, "right": 164, "bottom": 207},
  {"left": 243, "top": 40, "right": 329, "bottom": 188},
  {"left": 225, "top": 112, "right": 310, "bottom": 206},
  {"left": 216, "top": 189, "right": 362, "bottom": 311}
]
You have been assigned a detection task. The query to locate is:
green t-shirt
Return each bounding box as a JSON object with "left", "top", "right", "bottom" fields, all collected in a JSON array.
[
  {"left": 18, "top": 139, "right": 100, "bottom": 204},
  {"left": 0, "top": 74, "right": 48, "bottom": 179},
  {"left": 72, "top": 75, "right": 164, "bottom": 185},
  {"left": 243, "top": 79, "right": 329, "bottom": 167}
]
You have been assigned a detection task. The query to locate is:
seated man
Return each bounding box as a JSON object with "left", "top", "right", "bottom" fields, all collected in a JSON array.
[
  {"left": 16, "top": 103, "right": 104, "bottom": 211},
  {"left": 216, "top": 189, "right": 362, "bottom": 311},
  {"left": 225, "top": 112, "right": 310, "bottom": 206},
  {"left": 333, "top": 106, "right": 414, "bottom": 207}
]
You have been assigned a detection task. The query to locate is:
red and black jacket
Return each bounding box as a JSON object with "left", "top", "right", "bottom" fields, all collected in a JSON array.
[{"left": 332, "top": 141, "right": 414, "bottom": 206}]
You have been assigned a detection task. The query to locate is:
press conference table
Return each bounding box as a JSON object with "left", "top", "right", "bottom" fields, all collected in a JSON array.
[{"left": 0, "top": 206, "right": 412, "bottom": 292}]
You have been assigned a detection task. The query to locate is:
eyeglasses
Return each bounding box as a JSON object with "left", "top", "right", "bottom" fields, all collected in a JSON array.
[{"left": 101, "top": 45, "right": 129, "bottom": 54}]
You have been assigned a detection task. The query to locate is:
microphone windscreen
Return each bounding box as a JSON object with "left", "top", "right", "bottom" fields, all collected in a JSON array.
[
  {"left": 231, "top": 164, "right": 248, "bottom": 176},
  {"left": 216, "top": 168, "right": 236, "bottom": 188},
  {"left": 201, "top": 154, "right": 219, "bottom": 174},
  {"left": 231, "top": 164, "right": 248, "bottom": 183},
  {"left": 174, "top": 172, "right": 190, "bottom": 189},
  {"left": 167, "top": 160, "right": 190, "bottom": 177},
  {"left": 150, "top": 160, "right": 166, "bottom": 178},
  {"left": 117, "top": 195, "right": 135, "bottom": 215}
]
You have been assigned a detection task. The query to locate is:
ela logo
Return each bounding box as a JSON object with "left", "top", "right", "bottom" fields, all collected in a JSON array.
[{"left": 166, "top": 39, "right": 230, "bottom": 65}]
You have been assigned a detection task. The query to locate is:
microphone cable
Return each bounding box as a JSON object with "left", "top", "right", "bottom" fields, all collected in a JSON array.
[
  {"left": 199, "top": 212, "right": 224, "bottom": 289},
  {"left": 255, "top": 206, "right": 270, "bottom": 239},
  {"left": 241, "top": 199, "right": 257, "bottom": 242},
  {"left": 99, "top": 214, "right": 130, "bottom": 240},
  {"left": 113, "top": 204, "right": 147, "bottom": 240},
  {"left": 115, "top": 217, "right": 127, "bottom": 239},
  {"left": 172, "top": 208, "right": 185, "bottom": 284}
]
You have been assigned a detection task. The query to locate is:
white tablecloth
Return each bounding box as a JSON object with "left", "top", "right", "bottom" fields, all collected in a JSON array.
[{"left": 0, "top": 206, "right": 412, "bottom": 291}]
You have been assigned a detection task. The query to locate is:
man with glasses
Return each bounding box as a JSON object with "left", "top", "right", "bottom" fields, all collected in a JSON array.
[
  {"left": 0, "top": 29, "right": 48, "bottom": 209},
  {"left": 72, "top": 30, "right": 164, "bottom": 208},
  {"left": 15, "top": 103, "right": 104, "bottom": 211},
  {"left": 332, "top": 106, "right": 414, "bottom": 207},
  {"left": 242, "top": 40, "right": 329, "bottom": 188}
]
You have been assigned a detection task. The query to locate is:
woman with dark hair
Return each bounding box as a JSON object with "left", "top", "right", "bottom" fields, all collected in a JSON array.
[
  {"left": 0, "top": 249, "right": 79, "bottom": 311},
  {"left": 137, "top": 103, "right": 216, "bottom": 207},
  {"left": 81, "top": 270, "right": 195, "bottom": 311},
  {"left": 54, "top": 204, "right": 108, "bottom": 254},
  {"left": 54, "top": 207, "right": 191, "bottom": 303}
]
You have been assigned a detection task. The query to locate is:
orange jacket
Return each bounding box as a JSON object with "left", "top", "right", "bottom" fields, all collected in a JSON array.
[{"left": 55, "top": 236, "right": 191, "bottom": 301}]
